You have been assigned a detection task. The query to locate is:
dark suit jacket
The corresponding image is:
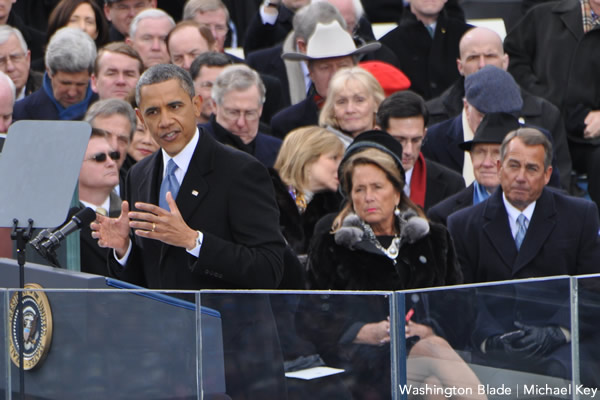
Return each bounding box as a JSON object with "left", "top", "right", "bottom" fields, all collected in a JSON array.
[
  {"left": 422, "top": 115, "right": 464, "bottom": 172},
  {"left": 447, "top": 187, "right": 600, "bottom": 284},
  {"left": 243, "top": 5, "right": 294, "bottom": 55},
  {"left": 246, "top": 44, "right": 293, "bottom": 108},
  {"left": 79, "top": 192, "right": 121, "bottom": 276},
  {"left": 200, "top": 116, "right": 282, "bottom": 168},
  {"left": 24, "top": 70, "right": 43, "bottom": 97},
  {"left": 109, "top": 130, "right": 287, "bottom": 398},
  {"left": 379, "top": 9, "right": 471, "bottom": 99},
  {"left": 564, "top": 28, "right": 600, "bottom": 144},
  {"left": 504, "top": 0, "right": 583, "bottom": 109},
  {"left": 423, "top": 158, "right": 465, "bottom": 211},
  {"left": 109, "top": 129, "right": 285, "bottom": 289},
  {"left": 270, "top": 96, "right": 319, "bottom": 139},
  {"left": 427, "top": 183, "right": 476, "bottom": 225}
]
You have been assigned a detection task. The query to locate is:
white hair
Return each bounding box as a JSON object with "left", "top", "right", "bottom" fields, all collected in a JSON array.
[
  {"left": 0, "top": 70, "right": 16, "bottom": 104},
  {"left": 129, "top": 8, "right": 175, "bottom": 38},
  {"left": 45, "top": 27, "right": 97, "bottom": 75},
  {"left": 0, "top": 25, "right": 28, "bottom": 52}
]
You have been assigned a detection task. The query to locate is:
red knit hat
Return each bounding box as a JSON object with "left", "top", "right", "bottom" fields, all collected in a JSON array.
[{"left": 359, "top": 61, "right": 411, "bottom": 97}]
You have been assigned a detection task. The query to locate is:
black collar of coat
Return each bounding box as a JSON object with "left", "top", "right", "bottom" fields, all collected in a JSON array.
[{"left": 209, "top": 114, "right": 256, "bottom": 156}]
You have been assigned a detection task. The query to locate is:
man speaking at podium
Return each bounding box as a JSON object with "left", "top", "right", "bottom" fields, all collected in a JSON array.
[{"left": 92, "top": 63, "right": 287, "bottom": 399}]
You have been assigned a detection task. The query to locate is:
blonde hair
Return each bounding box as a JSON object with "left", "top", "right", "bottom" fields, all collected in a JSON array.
[
  {"left": 274, "top": 126, "right": 344, "bottom": 193},
  {"left": 319, "top": 66, "right": 385, "bottom": 130},
  {"left": 332, "top": 148, "right": 424, "bottom": 232}
]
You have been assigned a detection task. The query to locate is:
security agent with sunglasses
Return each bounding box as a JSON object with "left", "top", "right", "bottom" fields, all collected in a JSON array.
[
  {"left": 77, "top": 128, "right": 122, "bottom": 276},
  {"left": 199, "top": 64, "right": 282, "bottom": 168},
  {"left": 91, "top": 64, "right": 287, "bottom": 398}
]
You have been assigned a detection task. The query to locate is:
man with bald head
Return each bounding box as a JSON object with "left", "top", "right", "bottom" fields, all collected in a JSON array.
[
  {"left": 0, "top": 70, "right": 14, "bottom": 139},
  {"left": 425, "top": 26, "right": 572, "bottom": 191},
  {"left": 0, "top": 70, "right": 13, "bottom": 257}
]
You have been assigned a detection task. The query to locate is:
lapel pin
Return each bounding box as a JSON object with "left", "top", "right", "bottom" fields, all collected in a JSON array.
[{"left": 191, "top": 190, "right": 199, "bottom": 197}]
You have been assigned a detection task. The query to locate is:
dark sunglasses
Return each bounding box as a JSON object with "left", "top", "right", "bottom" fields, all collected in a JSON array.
[{"left": 88, "top": 151, "right": 120, "bottom": 163}]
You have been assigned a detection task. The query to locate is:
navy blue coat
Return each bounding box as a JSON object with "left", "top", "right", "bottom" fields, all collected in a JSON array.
[
  {"left": 427, "top": 183, "right": 476, "bottom": 226},
  {"left": 246, "top": 44, "right": 292, "bottom": 108},
  {"left": 13, "top": 87, "right": 98, "bottom": 121}
]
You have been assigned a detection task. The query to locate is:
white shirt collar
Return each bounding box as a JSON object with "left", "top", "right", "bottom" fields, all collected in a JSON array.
[
  {"left": 81, "top": 196, "right": 110, "bottom": 213},
  {"left": 301, "top": 61, "right": 311, "bottom": 94},
  {"left": 404, "top": 167, "right": 414, "bottom": 197},
  {"left": 16, "top": 86, "right": 26, "bottom": 101},
  {"left": 502, "top": 192, "right": 536, "bottom": 239},
  {"left": 160, "top": 128, "right": 199, "bottom": 184}
]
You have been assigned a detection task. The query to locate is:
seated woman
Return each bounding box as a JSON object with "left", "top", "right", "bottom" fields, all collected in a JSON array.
[
  {"left": 319, "top": 67, "right": 385, "bottom": 147},
  {"left": 304, "top": 130, "right": 485, "bottom": 400},
  {"left": 271, "top": 126, "right": 345, "bottom": 258},
  {"left": 47, "top": 0, "right": 109, "bottom": 49}
]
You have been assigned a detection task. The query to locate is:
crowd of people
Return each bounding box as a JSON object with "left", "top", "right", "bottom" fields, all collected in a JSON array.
[{"left": 1, "top": 0, "right": 600, "bottom": 398}]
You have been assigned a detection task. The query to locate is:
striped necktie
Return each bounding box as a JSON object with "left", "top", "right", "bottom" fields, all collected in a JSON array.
[{"left": 514, "top": 214, "right": 529, "bottom": 250}]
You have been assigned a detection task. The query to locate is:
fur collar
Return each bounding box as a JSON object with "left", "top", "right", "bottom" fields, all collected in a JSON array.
[{"left": 334, "top": 209, "right": 430, "bottom": 251}]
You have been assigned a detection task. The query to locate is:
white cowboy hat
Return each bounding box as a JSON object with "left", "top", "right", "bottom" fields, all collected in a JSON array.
[{"left": 282, "top": 20, "right": 381, "bottom": 61}]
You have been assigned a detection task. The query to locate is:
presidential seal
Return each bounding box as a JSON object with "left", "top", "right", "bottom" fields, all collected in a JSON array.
[{"left": 9, "top": 283, "right": 53, "bottom": 370}]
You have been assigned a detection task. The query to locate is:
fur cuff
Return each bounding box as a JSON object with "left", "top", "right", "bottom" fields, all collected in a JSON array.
[
  {"left": 400, "top": 209, "right": 430, "bottom": 243},
  {"left": 334, "top": 213, "right": 363, "bottom": 249}
]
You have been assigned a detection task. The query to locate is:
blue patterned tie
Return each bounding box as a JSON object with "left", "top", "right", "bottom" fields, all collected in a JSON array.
[
  {"left": 159, "top": 159, "right": 180, "bottom": 211},
  {"left": 515, "top": 214, "right": 529, "bottom": 250}
]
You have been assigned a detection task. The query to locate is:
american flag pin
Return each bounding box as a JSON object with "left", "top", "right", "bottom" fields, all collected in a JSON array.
[{"left": 192, "top": 190, "right": 199, "bottom": 196}]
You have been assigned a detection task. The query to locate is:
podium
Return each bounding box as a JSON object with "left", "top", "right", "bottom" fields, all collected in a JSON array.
[{"left": 0, "top": 258, "right": 226, "bottom": 399}]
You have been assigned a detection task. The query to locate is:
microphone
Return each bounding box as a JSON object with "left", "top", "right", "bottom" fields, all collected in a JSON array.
[
  {"left": 42, "top": 207, "right": 97, "bottom": 250},
  {"left": 30, "top": 207, "right": 97, "bottom": 255}
]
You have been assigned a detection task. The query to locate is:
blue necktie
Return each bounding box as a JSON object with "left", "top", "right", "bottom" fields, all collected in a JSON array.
[
  {"left": 515, "top": 214, "right": 529, "bottom": 250},
  {"left": 426, "top": 25, "right": 435, "bottom": 38},
  {"left": 159, "top": 159, "right": 180, "bottom": 211}
]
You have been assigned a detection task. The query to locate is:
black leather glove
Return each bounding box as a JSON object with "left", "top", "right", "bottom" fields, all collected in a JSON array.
[
  {"left": 510, "top": 322, "right": 567, "bottom": 358},
  {"left": 484, "top": 329, "right": 528, "bottom": 358}
]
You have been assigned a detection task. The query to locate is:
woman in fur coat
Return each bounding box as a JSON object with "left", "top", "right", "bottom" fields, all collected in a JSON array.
[{"left": 304, "top": 130, "right": 485, "bottom": 400}]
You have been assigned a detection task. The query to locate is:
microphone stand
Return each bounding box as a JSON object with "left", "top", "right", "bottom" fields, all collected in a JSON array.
[
  {"left": 29, "top": 229, "right": 62, "bottom": 268},
  {"left": 11, "top": 218, "right": 34, "bottom": 400}
]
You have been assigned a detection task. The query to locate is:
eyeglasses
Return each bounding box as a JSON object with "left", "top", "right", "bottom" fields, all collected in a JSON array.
[
  {"left": 198, "top": 81, "right": 213, "bottom": 90},
  {"left": 87, "top": 151, "right": 120, "bottom": 163},
  {"left": 222, "top": 108, "right": 260, "bottom": 121},
  {"left": 0, "top": 53, "right": 27, "bottom": 68}
]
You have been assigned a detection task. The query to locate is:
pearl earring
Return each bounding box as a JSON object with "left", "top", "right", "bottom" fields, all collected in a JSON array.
[{"left": 394, "top": 205, "right": 400, "bottom": 217}]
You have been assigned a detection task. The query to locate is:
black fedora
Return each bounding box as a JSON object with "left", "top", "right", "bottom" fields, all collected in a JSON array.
[{"left": 460, "top": 112, "right": 521, "bottom": 151}]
